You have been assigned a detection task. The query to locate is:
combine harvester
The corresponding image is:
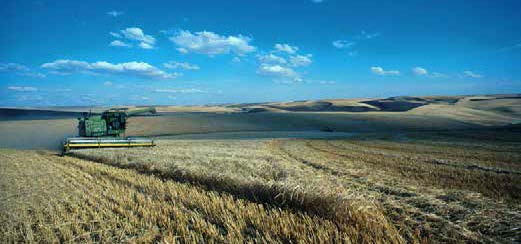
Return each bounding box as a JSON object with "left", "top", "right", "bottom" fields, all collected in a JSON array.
[{"left": 62, "top": 107, "right": 157, "bottom": 153}]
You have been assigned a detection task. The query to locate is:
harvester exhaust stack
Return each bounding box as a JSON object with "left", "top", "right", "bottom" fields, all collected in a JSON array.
[{"left": 63, "top": 107, "right": 157, "bottom": 153}]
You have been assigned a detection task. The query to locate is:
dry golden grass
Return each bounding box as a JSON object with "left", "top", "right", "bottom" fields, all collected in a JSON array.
[
  {"left": 0, "top": 148, "right": 405, "bottom": 243},
  {"left": 2, "top": 128, "right": 520, "bottom": 243}
]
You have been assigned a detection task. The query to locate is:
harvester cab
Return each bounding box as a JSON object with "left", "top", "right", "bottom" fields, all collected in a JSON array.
[{"left": 63, "top": 107, "right": 157, "bottom": 153}]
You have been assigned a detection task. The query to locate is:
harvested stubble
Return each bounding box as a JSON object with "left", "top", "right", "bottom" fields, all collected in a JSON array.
[
  {"left": 2, "top": 129, "right": 520, "bottom": 243},
  {"left": 0, "top": 148, "right": 404, "bottom": 243},
  {"left": 68, "top": 130, "right": 521, "bottom": 243}
]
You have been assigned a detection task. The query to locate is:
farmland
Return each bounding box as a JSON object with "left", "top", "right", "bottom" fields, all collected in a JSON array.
[
  {"left": 2, "top": 129, "right": 520, "bottom": 243},
  {"left": 1, "top": 95, "right": 521, "bottom": 243}
]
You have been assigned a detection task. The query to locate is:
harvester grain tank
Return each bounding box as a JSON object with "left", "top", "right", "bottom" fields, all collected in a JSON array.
[{"left": 62, "top": 107, "right": 157, "bottom": 153}]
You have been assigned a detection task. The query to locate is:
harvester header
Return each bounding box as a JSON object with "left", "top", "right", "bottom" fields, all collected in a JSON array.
[{"left": 63, "top": 107, "right": 157, "bottom": 153}]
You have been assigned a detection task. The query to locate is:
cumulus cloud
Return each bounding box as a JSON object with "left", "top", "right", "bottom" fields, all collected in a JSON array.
[
  {"left": 370, "top": 66, "right": 400, "bottom": 76},
  {"left": 257, "top": 64, "right": 299, "bottom": 79},
  {"left": 107, "top": 11, "right": 124, "bottom": 17},
  {"left": 110, "top": 32, "right": 122, "bottom": 38},
  {"left": 110, "top": 40, "right": 132, "bottom": 47},
  {"left": 163, "top": 61, "right": 200, "bottom": 70},
  {"left": 332, "top": 40, "right": 355, "bottom": 49},
  {"left": 232, "top": 57, "right": 241, "bottom": 63},
  {"left": 176, "top": 48, "right": 188, "bottom": 54},
  {"left": 0, "top": 62, "right": 46, "bottom": 78},
  {"left": 412, "top": 67, "right": 428, "bottom": 76},
  {"left": 110, "top": 27, "right": 156, "bottom": 49},
  {"left": 169, "top": 30, "right": 256, "bottom": 56},
  {"left": 256, "top": 53, "right": 287, "bottom": 64},
  {"left": 41, "top": 59, "right": 180, "bottom": 79},
  {"left": 138, "top": 42, "right": 154, "bottom": 49},
  {"left": 121, "top": 27, "right": 155, "bottom": 45},
  {"left": 289, "top": 54, "right": 312, "bottom": 67},
  {"left": 274, "top": 43, "right": 299, "bottom": 54},
  {"left": 154, "top": 88, "right": 206, "bottom": 93},
  {"left": 463, "top": 71, "right": 483, "bottom": 78}
]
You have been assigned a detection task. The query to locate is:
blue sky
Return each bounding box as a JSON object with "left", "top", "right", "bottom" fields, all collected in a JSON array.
[{"left": 1, "top": 0, "right": 520, "bottom": 106}]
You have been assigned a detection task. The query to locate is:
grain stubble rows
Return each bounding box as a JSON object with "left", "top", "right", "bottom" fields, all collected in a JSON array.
[{"left": 1, "top": 130, "right": 520, "bottom": 243}]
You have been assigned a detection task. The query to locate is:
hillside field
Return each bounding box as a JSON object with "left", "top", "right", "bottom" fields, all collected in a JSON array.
[{"left": 1, "top": 94, "right": 521, "bottom": 243}]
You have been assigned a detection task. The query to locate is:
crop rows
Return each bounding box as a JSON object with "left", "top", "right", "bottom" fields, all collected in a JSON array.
[{"left": 2, "top": 129, "right": 520, "bottom": 243}]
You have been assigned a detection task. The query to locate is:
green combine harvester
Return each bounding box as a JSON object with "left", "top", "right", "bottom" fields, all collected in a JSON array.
[{"left": 63, "top": 107, "right": 157, "bottom": 153}]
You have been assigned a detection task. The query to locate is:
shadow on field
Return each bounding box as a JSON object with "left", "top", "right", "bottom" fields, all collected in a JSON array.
[{"left": 66, "top": 151, "right": 376, "bottom": 229}]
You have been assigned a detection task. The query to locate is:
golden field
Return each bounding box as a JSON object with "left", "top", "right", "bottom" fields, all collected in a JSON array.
[
  {"left": 2, "top": 129, "right": 520, "bottom": 243},
  {"left": 1, "top": 94, "right": 521, "bottom": 243}
]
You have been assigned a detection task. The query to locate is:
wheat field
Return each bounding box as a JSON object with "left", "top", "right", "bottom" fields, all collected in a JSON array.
[{"left": 1, "top": 129, "right": 520, "bottom": 243}]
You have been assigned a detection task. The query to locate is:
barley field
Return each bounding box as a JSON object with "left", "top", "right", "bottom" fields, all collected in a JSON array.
[{"left": 1, "top": 129, "right": 520, "bottom": 243}]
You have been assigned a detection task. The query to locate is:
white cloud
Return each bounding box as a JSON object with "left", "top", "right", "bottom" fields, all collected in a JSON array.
[
  {"left": 257, "top": 64, "right": 299, "bottom": 78},
  {"left": 274, "top": 43, "right": 298, "bottom": 54},
  {"left": 41, "top": 60, "right": 180, "bottom": 79},
  {"left": 110, "top": 32, "right": 122, "bottom": 38},
  {"left": 463, "top": 71, "right": 483, "bottom": 78},
  {"left": 332, "top": 40, "right": 355, "bottom": 49},
  {"left": 176, "top": 48, "right": 188, "bottom": 54},
  {"left": 356, "top": 30, "right": 380, "bottom": 40},
  {"left": 121, "top": 27, "right": 156, "bottom": 44},
  {"left": 169, "top": 30, "right": 256, "bottom": 56},
  {"left": 370, "top": 66, "right": 400, "bottom": 76},
  {"left": 104, "top": 81, "right": 113, "bottom": 86},
  {"left": 256, "top": 53, "right": 287, "bottom": 64},
  {"left": 163, "top": 61, "right": 200, "bottom": 70},
  {"left": 289, "top": 54, "right": 312, "bottom": 67},
  {"left": 110, "top": 40, "right": 132, "bottom": 47},
  {"left": 138, "top": 42, "right": 154, "bottom": 49},
  {"left": 22, "top": 72, "right": 46, "bottom": 78},
  {"left": 107, "top": 11, "right": 124, "bottom": 17},
  {"left": 0, "top": 63, "right": 29, "bottom": 72},
  {"left": 232, "top": 57, "right": 241, "bottom": 63},
  {"left": 412, "top": 67, "right": 428, "bottom": 76},
  {"left": 7, "top": 86, "right": 38, "bottom": 92},
  {"left": 319, "top": 80, "right": 335, "bottom": 85},
  {"left": 115, "top": 27, "right": 156, "bottom": 49},
  {"left": 0, "top": 62, "right": 46, "bottom": 78},
  {"left": 41, "top": 60, "right": 90, "bottom": 74},
  {"left": 16, "top": 94, "right": 43, "bottom": 102},
  {"left": 155, "top": 88, "right": 206, "bottom": 93}
]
